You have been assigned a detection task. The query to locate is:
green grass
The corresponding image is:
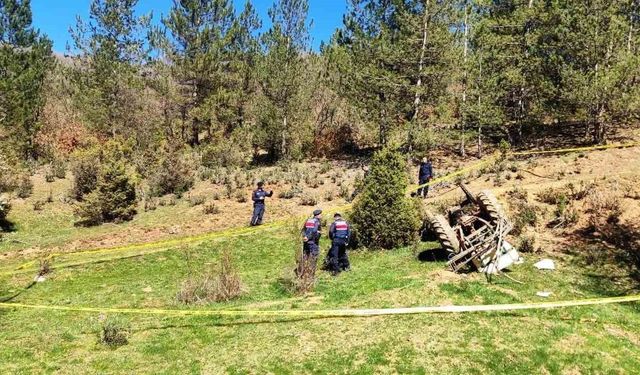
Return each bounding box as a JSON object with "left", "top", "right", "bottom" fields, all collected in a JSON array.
[{"left": 2, "top": 229, "right": 640, "bottom": 374}]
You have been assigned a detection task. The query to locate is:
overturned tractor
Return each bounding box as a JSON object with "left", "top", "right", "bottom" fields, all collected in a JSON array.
[{"left": 425, "top": 184, "right": 521, "bottom": 273}]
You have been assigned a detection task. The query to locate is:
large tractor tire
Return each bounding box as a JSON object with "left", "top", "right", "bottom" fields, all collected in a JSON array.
[
  {"left": 426, "top": 212, "right": 460, "bottom": 254},
  {"left": 476, "top": 190, "right": 506, "bottom": 224}
]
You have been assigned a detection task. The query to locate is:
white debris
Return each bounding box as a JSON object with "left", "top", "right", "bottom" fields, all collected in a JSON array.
[
  {"left": 536, "top": 291, "right": 553, "bottom": 298},
  {"left": 34, "top": 275, "right": 46, "bottom": 282},
  {"left": 534, "top": 259, "right": 555, "bottom": 270}
]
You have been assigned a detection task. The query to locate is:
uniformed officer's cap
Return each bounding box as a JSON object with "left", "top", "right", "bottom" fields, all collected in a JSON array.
[{"left": 313, "top": 209, "right": 322, "bottom": 216}]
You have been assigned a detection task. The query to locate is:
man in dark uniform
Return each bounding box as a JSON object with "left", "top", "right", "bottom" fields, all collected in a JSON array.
[
  {"left": 250, "top": 181, "right": 273, "bottom": 226},
  {"left": 324, "top": 212, "right": 351, "bottom": 275},
  {"left": 301, "top": 209, "right": 323, "bottom": 271},
  {"left": 417, "top": 157, "right": 433, "bottom": 198}
]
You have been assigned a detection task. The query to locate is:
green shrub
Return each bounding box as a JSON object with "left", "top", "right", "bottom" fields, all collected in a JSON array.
[
  {"left": 279, "top": 185, "right": 303, "bottom": 199},
  {"left": 201, "top": 138, "right": 250, "bottom": 168},
  {"left": 52, "top": 160, "right": 67, "bottom": 179},
  {"left": 319, "top": 161, "right": 332, "bottom": 174},
  {"left": 33, "top": 200, "right": 45, "bottom": 211},
  {"left": 44, "top": 167, "right": 56, "bottom": 182},
  {"left": 16, "top": 175, "right": 33, "bottom": 198},
  {"left": 203, "top": 202, "right": 220, "bottom": 215},
  {"left": 351, "top": 148, "right": 422, "bottom": 249},
  {"left": 338, "top": 185, "right": 350, "bottom": 200},
  {"left": 74, "top": 145, "right": 137, "bottom": 226},
  {"left": 517, "top": 234, "right": 537, "bottom": 253},
  {"left": 235, "top": 191, "right": 248, "bottom": 203},
  {"left": 188, "top": 194, "right": 206, "bottom": 207},
  {"left": 70, "top": 148, "right": 100, "bottom": 201},
  {"left": 149, "top": 145, "right": 194, "bottom": 198},
  {"left": 299, "top": 193, "right": 318, "bottom": 206},
  {"left": 0, "top": 195, "right": 11, "bottom": 223},
  {"left": 98, "top": 317, "right": 129, "bottom": 347}
]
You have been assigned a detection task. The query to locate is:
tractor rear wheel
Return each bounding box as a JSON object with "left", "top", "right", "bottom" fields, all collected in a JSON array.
[
  {"left": 476, "top": 190, "right": 506, "bottom": 224},
  {"left": 426, "top": 212, "right": 460, "bottom": 254}
]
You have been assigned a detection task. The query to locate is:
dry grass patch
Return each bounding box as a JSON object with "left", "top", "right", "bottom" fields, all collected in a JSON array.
[{"left": 177, "top": 248, "right": 244, "bottom": 304}]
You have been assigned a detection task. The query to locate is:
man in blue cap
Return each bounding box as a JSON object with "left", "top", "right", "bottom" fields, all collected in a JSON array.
[
  {"left": 250, "top": 181, "right": 273, "bottom": 226},
  {"left": 300, "top": 209, "right": 323, "bottom": 272},
  {"left": 324, "top": 212, "right": 351, "bottom": 275}
]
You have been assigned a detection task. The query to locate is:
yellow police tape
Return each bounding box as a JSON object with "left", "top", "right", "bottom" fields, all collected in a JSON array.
[
  {"left": 1, "top": 295, "right": 639, "bottom": 317},
  {"left": 2, "top": 141, "right": 639, "bottom": 277}
]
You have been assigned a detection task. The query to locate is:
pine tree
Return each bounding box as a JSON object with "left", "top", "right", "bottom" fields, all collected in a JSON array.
[
  {"left": 335, "top": 0, "right": 456, "bottom": 150},
  {"left": 557, "top": 0, "right": 640, "bottom": 143},
  {"left": 470, "top": 0, "right": 558, "bottom": 144},
  {"left": 258, "top": 0, "right": 312, "bottom": 159},
  {"left": 152, "top": 0, "right": 238, "bottom": 146},
  {"left": 0, "top": 0, "right": 52, "bottom": 160},
  {"left": 74, "top": 141, "right": 136, "bottom": 226},
  {"left": 69, "top": 0, "right": 150, "bottom": 138},
  {"left": 351, "top": 148, "right": 422, "bottom": 249}
]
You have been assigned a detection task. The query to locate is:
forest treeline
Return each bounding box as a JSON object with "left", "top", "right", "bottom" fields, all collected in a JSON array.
[{"left": 2, "top": 0, "right": 640, "bottom": 168}]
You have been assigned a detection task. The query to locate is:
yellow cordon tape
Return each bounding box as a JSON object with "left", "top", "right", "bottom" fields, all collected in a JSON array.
[
  {"left": 2, "top": 141, "right": 639, "bottom": 277},
  {"left": 1, "top": 295, "right": 639, "bottom": 317}
]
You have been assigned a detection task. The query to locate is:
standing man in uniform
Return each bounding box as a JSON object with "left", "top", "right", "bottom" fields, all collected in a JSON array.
[
  {"left": 324, "top": 212, "right": 351, "bottom": 276},
  {"left": 417, "top": 157, "right": 433, "bottom": 199},
  {"left": 250, "top": 181, "right": 273, "bottom": 226},
  {"left": 300, "top": 209, "right": 323, "bottom": 273}
]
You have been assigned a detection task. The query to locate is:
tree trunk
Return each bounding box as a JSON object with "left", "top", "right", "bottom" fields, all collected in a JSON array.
[
  {"left": 460, "top": 2, "right": 469, "bottom": 157},
  {"left": 282, "top": 115, "right": 288, "bottom": 157},
  {"left": 408, "top": 0, "right": 430, "bottom": 153}
]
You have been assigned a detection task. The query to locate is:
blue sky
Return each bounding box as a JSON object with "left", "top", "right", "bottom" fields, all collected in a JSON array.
[{"left": 30, "top": 0, "right": 347, "bottom": 52}]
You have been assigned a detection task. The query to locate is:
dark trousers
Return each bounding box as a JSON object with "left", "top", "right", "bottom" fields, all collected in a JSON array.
[
  {"left": 250, "top": 204, "right": 265, "bottom": 226},
  {"left": 417, "top": 178, "right": 430, "bottom": 198},
  {"left": 325, "top": 239, "right": 349, "bottom": 272}
]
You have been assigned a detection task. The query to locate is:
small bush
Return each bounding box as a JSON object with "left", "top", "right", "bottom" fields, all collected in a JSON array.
[
  {"left": 549, "top": 196, "right": 579, "bottom": 228},
  {"left": 144, "top": 198, "right": 158, "bottom": 212},
  {"left": 324, "top": 191, "right": 334, "bottom": 202},
  {"left": 38, "top": 256, "right": 52, "bottom": 276},
  {"left": 498, "top": 139, "right": 511, "bottom": 160},
  {"left": 338, "top": 185, "right": 350, "bottom": 200},
  {"left": 235, "top": 191, "right": 248, "bottom": 203},
  {"left": 203, "top": 202, "right": 220, "bottom": 215},
  {"left": 212, "top": 193, "right": 221, "bottom": 201},
  {"left": 586, "top": 190, "right": 623, "bottom": 232},
  {"left": 512, "top": 202, "right": 538, "bottom": 235},
  {"left": 52, "top": 160, "right": 67, "bottom": 179},
  {"left": 16, "top": 175, "right": 33, "bottom": 198},
  {"left": 536, "top": 187, "right": 566, "bottom": 205},
  {"left": 149, "top": 145, "right": 195, "bottom": 198},
  {"left": 279, "top": 185, "right": 303, "bottom": 199},
  {"left": 299, "top": 194, "right": 318, "bottom": 206},
  {"left": 70, "top": 148, "right": 100, "bottom": 201},
  {"left": 46, "top": 190, "right": 54, "bottom": 203},
  {"left": 0, "top": 195, "right": 12, "bottom": 223},
  {"left": 44, "top": 167, "right": 56, "bottom": 183},
  {"left": 177, "top": 249, "right": 244, "bottom": 304},
  {"left": 159, "top": 194, "right": 177, "bottom": 207},
  {"left": 74, "top": 144, "right": 137, "bottom": 226},
  {"left": 98, "top": 317, "right": 129, "bottom": 347},
  {"left": 33, "top": 200, "right": 45, "bottom": 211},
  {"left": 517, "top": 234, "right": 537, "bottom": 253},
  {"left": 319, "top": 161, "right": 332, "bottom": 174},
  {"left": 188, "top": 195, "right": 206, "bottom": 207}
]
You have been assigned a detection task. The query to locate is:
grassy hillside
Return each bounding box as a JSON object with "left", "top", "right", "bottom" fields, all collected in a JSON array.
[
  {"left": 2, "top": 147, "right": 640, "bottom": 374},
  {"left": 2, "top": 224, "right": 640, "bottom": 373}
]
